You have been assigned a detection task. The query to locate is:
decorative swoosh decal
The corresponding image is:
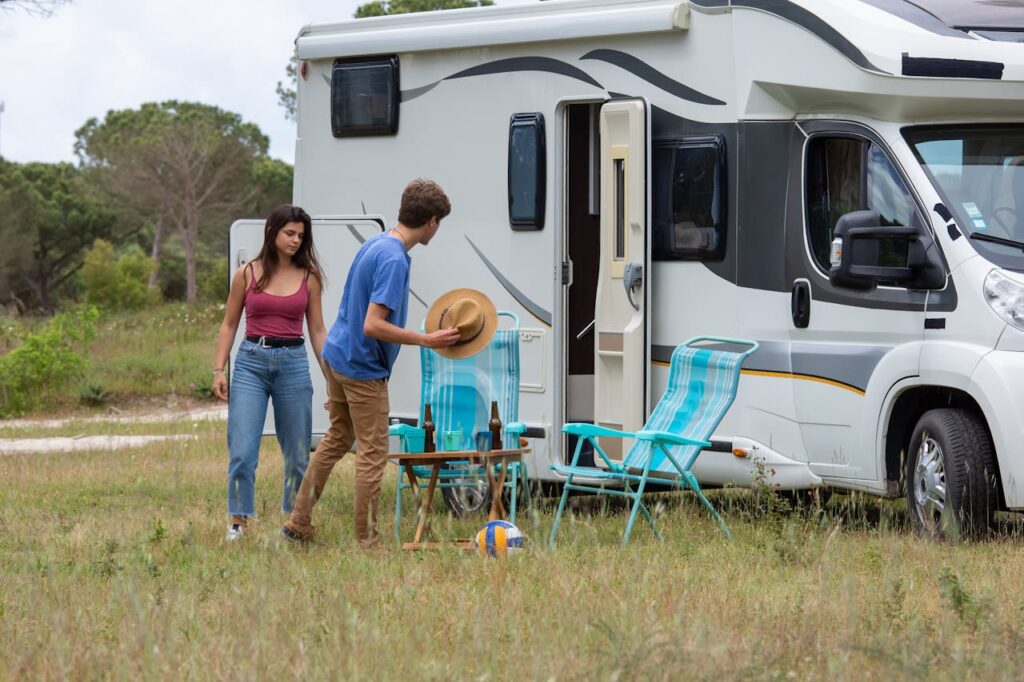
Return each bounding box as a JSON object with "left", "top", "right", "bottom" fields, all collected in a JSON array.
[
  {"left": 402, "top": 56, "right": 603, "bottom": 102},
  {"left": 690, "top": 0, "right": 888, "bottom": 75},
  {"left": 465, "top": 236, "right": 552, "bottom": 326},
  {"left": 581, "top": 49, "right": 726, "bottom": 106}
]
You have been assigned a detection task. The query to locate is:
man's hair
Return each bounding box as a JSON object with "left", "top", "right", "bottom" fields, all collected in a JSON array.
[{"left": 398, "top": 179, "right": 451, "bottom": 228}]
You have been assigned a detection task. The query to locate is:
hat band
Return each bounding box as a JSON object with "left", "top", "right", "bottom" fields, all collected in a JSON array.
[{"left": 440, "top": 306, "right": 484, "bottom": 347}]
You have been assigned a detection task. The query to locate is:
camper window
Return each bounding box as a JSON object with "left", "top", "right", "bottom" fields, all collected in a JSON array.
[
  {"left": 652, "top": 137, "right": 726, "bottom": 261},
  {"left": 508, "top": 113, "right": 546, "bottom": 230},
  {"left": 805, "top": 136, "right": 921, "bottom": 276},
  {"left": 330, "top": 56, "right": 399, "bottom": 137}
]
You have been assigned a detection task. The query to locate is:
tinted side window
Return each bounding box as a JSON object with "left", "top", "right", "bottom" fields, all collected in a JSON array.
[
  {"left": 331, "top": 56, "right": 399, "bottom": 137},
  {"left": 508, "top": 113, "right": 546, "bottom": 231},
  {"left": 652, "top": 137, "right": 726, "bottom": 260},
  {"left": 805, "top": 137, "right": 920, "bottom": 272}
]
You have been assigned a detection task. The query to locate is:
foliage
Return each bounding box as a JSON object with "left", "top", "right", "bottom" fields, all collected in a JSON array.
[
  {"left": 0, "top": 0, "right": 70, "bottom": 15},
  {"left": 355, "top": 0, "right": 493, "bottom": 18},
  {"left": 0, "top": 306, "right": 98, "bottom": 415},
  {"left": 75, "top": 101, "right": 271, "bottom": 305},
  {"left": 276, "top": 56, "right": 298, "bottom": 123},
  {"left": 0, "top": 160, "right": 118, "bottom": 313},
  {"left": 81, "top": 239, "right": 160, "bottom": 311},
  {"left": 247, "top": 157, "right": 294, "bottom": 218}
]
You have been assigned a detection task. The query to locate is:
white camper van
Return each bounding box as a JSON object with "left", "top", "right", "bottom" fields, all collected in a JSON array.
[{"left": 230, "top": 0, "right": 1024, "bottom": 536}]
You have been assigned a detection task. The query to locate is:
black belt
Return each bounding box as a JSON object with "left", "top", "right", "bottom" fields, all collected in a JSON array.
[{"left": 246, "top": 335, "right": 304, "bottom": 348}]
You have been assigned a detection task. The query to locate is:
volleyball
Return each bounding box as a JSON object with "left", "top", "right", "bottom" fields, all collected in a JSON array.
[{"left": 474, "top": 520, "right": 525, "bottom": 557}]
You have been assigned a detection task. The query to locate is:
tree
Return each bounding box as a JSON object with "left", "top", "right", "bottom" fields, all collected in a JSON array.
[
  {"left": 0, "top": 160, "right": 117, "bottom": 312},
  {"left": 355, "top": 0, "right": 492, "bottom": 18},
  {"left": 75, "top": 101, "right": 270, "bottom": 305},
  {"left": 0, "top": 0, "right": 70, "bottom": 15},
  {"left": 276, "top": 0, "right": 493, "bottom": 120}
]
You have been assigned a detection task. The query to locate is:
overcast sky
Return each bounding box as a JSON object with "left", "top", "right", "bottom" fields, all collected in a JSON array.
[{"left": 0, "top": 0, "right": 528, "bottom": 165}]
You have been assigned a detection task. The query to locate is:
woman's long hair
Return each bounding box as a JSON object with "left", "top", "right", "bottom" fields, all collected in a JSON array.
[{"left": 252, "top": 204, "right": 324, "bottom": 292}]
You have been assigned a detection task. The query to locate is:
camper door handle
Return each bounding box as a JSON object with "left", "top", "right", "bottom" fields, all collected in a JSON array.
[
  {"left": 791, "top": 280, "right": 811, "bottom": 329},
  {"left": 623, "top": 262, "right": 643, "bottom": 311}
]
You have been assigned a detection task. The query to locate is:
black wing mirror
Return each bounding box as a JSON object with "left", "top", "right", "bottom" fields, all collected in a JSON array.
[{"left": 828, "top": 210, "right": 944, "bottom": 290}]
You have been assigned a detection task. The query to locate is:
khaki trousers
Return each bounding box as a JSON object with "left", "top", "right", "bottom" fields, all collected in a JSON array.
[{"left": 286, "top": 364, "right": 389, "bottom": 547}]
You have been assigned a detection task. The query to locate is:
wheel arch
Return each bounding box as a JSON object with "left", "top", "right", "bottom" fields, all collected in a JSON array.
[{"left": 882, "top": 384, "right": 1003, "bottom": 507}]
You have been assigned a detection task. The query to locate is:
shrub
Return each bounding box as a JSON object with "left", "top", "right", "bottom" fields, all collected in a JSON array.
[
  {"left": 0, "top": 306, "right": 99, "bottom": 415},
  {"left": 82, "top": 239, "right": 160, "bottom": 311}
]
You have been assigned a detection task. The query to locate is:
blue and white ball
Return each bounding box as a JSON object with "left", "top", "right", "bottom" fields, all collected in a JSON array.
[{"left": 474, "top": 520, "right": 525, "bottom": 558}]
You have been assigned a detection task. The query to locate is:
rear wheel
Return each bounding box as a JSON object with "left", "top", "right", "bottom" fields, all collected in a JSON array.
[{"left": 905, "top": 408, "right": 999, "bottom": 539}]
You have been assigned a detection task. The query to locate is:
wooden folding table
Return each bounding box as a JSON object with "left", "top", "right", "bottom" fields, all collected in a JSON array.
[{"left": 392, "top": 448, "right": 529, "bottom": 550}]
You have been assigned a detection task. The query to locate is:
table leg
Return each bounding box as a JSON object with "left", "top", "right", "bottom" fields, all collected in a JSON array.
[
  {"left": 405, "top": 465, "right": 420, "bottom": 501},
  {"left": 488, "top": 457, "right": 510, "bottom": 522},
  {"left": 413, "top": 463, "right": 440, "bottom": 544}
]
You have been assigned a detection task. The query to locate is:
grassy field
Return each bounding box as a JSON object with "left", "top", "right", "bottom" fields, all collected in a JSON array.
[{"left": 4, "top": 413, "right": 1024, "bottom": 680}]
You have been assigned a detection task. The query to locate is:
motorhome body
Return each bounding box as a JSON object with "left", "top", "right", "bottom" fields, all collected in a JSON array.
[{"left": 229, "top": 0, "right": 1024, "bottom": 534}]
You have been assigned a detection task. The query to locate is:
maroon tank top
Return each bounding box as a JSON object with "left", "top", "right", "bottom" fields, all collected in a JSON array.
[{"left": 244, "top": 265, "right": 309, "bottom": 338}]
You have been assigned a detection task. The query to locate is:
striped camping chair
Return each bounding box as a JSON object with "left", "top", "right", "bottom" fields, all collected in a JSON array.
[
  {"left": 390, "top": 312, "right": 528, "bottom": 542},
  {"left": 548, "top": 337, "right": 758, "bottom": 547}
]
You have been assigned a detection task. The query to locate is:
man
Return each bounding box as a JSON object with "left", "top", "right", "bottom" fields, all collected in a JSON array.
[{"left": 283, "top": 179, "right": 460, "bottom": 546}]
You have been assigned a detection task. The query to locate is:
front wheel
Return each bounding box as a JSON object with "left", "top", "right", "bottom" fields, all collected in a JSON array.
[{"left": 905, "top": 408, "right": 999, "bottom": 539}]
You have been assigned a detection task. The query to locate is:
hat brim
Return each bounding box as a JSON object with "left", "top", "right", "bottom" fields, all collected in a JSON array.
[{"left": 425, "top": 288, "right": 498, "bottom": 359}]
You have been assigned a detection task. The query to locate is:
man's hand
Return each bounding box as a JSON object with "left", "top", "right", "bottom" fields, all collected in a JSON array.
[
  {"left": 212, "top": 374, "right": 228, "bottom": 401},
  {"left": 422, "top": 327, "right": 461, "bottom": 349}
]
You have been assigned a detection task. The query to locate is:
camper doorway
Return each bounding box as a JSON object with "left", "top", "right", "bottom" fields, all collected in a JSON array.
[{"left": 561, "top": 99, "right": 651, "bottom": 465}]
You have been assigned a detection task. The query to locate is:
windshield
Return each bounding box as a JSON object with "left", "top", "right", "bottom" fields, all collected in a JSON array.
[{"left": 904, "top": 125, "right": 1024, "bottom": 271}]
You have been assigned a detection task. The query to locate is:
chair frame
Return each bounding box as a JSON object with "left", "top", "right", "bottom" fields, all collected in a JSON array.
[
  {"left": 547, "top": 336, "right": 759, "bottom": 548},
  {"left": 390, "top": 312, "right": 529, "bottom": 542}
]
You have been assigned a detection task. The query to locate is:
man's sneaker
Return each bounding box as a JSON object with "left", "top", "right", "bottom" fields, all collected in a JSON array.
[
  {"left": 225, "top": 524, "right": 245, "bottom": 542},
  {"left": 281, "top": 525, "right": 312, "bottom": 544}
]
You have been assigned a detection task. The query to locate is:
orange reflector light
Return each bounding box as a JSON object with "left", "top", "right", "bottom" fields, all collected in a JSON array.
[{"left": 732, "top": 448, "right": 748, "bottom": 458}]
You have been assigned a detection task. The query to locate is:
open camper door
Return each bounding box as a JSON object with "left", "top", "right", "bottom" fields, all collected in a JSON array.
[
  {"left": 593, "top": 98, "right": 651, "bottom": 460},
  {"left": 228, "top": 215, "right": 385, "bottom": 438}
]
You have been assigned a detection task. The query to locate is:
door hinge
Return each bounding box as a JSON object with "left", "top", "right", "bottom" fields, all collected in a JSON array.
[{"left": 561, "top": 260, "right": 571, "bottom": 286}]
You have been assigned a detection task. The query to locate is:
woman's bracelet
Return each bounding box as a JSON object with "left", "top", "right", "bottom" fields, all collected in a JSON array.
[{"left": 212, "top": 368, "right": 225, "bottom": 375}]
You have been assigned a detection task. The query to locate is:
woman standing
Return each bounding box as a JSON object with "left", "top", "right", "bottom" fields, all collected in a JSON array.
[{"left": 212, "top": 204, "right": 326, "bottom": 541}]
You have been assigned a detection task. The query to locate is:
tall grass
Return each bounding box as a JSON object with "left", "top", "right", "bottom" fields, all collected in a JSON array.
[{"left": 3, "top": 417, "right": 1024, "bottom": 679}]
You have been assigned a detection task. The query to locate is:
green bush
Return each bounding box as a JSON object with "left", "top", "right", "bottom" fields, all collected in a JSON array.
[
  {"left": 0, "top": 306, "right": 99, "bottom": 416},
  {"left": 82, "top": 239, "right": 160, "bottom": 311},
  {"left": 198, "top": 256, "right": 229, "bottom": 303}
]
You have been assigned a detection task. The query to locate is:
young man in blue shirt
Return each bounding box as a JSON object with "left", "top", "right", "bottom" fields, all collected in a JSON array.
[{"left": 284, "top": 179, "right": 460, "bottom": 546}]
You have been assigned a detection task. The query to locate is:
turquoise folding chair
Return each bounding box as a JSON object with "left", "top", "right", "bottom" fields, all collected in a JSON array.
[
  {"left": 390, "top": 312, "right": 529, "bottom": 542},
  {"left": 548, "top": 336, "right": 758, "bottom": 547}
]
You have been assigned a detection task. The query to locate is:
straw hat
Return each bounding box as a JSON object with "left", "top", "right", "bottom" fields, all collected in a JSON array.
[{"left": 425, "top": 288, "right": 498, "bottom": 359}]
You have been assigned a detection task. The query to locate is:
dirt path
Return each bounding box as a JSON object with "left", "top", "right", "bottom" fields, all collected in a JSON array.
[{"left": 0, "top": 404, "right": 226, "bottom": 455}]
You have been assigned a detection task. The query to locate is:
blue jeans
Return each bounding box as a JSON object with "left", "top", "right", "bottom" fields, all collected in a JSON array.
[{"left": 227, "top": 340, "right": 312, "bottom": 517}]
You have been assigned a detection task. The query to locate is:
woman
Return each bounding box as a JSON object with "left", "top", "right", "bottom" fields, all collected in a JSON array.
[{"left": 212, "top": 204, "right": 326, "bottom": 541}]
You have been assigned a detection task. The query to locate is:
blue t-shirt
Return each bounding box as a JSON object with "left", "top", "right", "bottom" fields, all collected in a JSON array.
[{"left": 323, "top": 233, "right": 410, "bottom": 380}]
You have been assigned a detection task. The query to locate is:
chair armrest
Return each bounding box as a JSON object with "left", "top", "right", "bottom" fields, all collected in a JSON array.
[
  {"left": 562, "top": 423, "right": 636, "bottom": 439},
  {"left": 505, "top": 422, "right": 526, "bottom": 435},
  {"left": 635, "top": 430, "right": 711, "bottom": 448},
  {"left": 388, "top": 423, "right": 423, "bottom": 437}
]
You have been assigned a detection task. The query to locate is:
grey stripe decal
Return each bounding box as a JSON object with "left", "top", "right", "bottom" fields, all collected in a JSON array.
[
  {"left": 858, "top": 0, "right": 973, "bottom": 39},
  {"left": 580, "top": 49, "right": 726, "bottom": 106},
  {"left": 690, "top": 0, "right": 888, "bottom": 75},
  {"left": 403, "top": 57, "right": 603, "bottom": 103},
  {"left": 652, "top": 340, "right": 890, "bottom": 393},
  {"left": 345, "top": 222, "right": 427, "bottom": 308},
  {"left": 465, "top": 236, "right": 552, "bottom": 326},
  {"left": 401, "top": 81, "right": 441, "bottom": 101}
]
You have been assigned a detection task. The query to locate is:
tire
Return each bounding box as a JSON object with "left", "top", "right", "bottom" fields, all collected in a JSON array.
[
  {"left": 905, "top": 408, "right": 999, "bottom": 539},
  {"left": 441, "top": 472, "right": 492, "bottom": 518}
]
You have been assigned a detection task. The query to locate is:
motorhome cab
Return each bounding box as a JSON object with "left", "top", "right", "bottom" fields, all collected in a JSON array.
[{"left": 230, "top": 0, "right": 1024, "bottom": 536}]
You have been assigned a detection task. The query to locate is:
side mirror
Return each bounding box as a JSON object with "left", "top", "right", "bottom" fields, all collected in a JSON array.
[{"left": 828, "top": 210, "right": 944, "bottom": 290}]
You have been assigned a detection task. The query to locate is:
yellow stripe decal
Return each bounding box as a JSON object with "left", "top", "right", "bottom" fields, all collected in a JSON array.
[
  {"left": 495, "top": 527, "right": 507, "bottom": 554},
  {"left": 650, "top": 361, "right": 864, "bottom": 395}
]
